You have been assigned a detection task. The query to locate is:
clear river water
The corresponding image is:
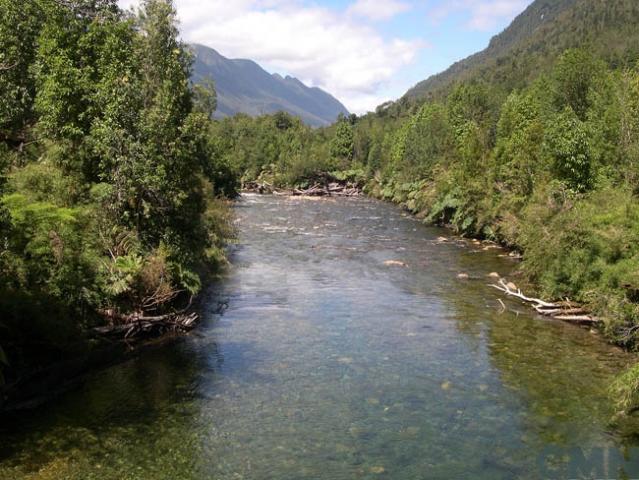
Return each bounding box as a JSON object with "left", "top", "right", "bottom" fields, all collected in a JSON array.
[{"left": 1, "top": 195, "right": 639, "bottom": 479}]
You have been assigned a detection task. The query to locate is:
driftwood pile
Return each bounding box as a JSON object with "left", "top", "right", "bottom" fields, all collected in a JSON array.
[
  {"left": 94, "top": 309, "right": 199, "bottom": 340},
  {"left": 243, "top": 181, "right": 277, "bottom": 194},
  {"left": 292, "top": 182, "right": 361, "bottom": 197},
  {"left": 490, "top": 278, "right": 599, "bottom": 325},
  {"left": 243, "top": 179, "right": 362, "bottom": 197}
]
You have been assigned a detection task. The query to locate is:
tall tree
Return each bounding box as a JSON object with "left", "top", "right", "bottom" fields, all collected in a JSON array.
[{"left": 0, "top": 0, "right": 42, "bottom": 143}]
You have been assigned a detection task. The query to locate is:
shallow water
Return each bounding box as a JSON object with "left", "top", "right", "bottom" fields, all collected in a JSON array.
[{"left": 1, "top": 195, "right": 639, "bottom": 479}]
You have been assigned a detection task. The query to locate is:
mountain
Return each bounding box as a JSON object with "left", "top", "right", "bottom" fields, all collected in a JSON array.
[
  {"left": 405, "top": 0, "right": 639, "bottom": 101},
  {"left": 190, "top": 44, "right": 349, "bottom": 127}
]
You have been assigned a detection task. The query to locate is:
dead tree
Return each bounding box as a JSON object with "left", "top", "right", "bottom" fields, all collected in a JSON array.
[{"left": 490, "top": 278, "right": 599, "bottom": 325}]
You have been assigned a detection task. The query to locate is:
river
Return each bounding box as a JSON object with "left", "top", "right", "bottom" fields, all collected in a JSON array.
[{"left": 1, "top": 195, "right": 638, "bottom": 479}]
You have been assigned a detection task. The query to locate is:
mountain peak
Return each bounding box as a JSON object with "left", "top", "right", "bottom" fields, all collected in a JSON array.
[{"left": 191, "top": 44, "right": 349, "bottom": 127}]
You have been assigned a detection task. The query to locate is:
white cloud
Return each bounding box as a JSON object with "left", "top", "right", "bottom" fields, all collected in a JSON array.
[
  {"left": 117, "top": 0, "right": 422, "bottom": 114},
  {"left": 430, "top": 0, "right": 529, "bottom": 31},
  {"left": 347, "top": 0, "right": 411, "bottom": 22}
]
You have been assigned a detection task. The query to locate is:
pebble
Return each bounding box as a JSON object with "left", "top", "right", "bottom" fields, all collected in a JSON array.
[{"left": 457, "top": 273, "right": 470, "bottom": 280}]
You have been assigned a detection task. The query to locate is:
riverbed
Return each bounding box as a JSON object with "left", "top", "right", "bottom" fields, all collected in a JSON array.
[{"left": 1, "top": 195, "right": 638, "bottom": 479}]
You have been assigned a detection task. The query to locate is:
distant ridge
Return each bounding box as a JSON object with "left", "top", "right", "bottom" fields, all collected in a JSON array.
[
  {"left": 404, "top": 0, "right": 639, "bottom": 101},
  {"left": 191, "top": 44, "right": 350, "bottom": 127}
]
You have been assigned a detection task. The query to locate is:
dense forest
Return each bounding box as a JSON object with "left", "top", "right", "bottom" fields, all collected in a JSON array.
[{"left": 0, "top": 0, "right": 237, "bottom": 390}]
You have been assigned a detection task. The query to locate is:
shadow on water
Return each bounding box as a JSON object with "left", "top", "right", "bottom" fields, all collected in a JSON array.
[{"left": 0, "top": 194, "right": 638, "bottom": 479}]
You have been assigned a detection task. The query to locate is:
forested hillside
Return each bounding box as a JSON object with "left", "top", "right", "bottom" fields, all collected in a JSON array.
[
  {"left": 0, "top": 0, "right": 237, "bottom": 391},
  {"left": 405, "top": 0, "right": 639, "bottom": 101}
]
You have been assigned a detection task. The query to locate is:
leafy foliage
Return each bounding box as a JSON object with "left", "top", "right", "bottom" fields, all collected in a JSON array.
[
  {"left": 0, "top": 0, "right": 237, "bottom": 383},
  {"left": 330, "top": 117, "right": 354, "bottom": 162},
  {"left": 0, "top": 0, "right": 41, "bottom": 141},
  {"left": 545, "top": 107, "right": 592, "bottom": 192},
  {"left": 611, "top": 363, "right": 639, "bottom": 415}
]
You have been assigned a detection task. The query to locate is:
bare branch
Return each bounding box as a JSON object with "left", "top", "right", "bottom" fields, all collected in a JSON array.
[
  {"left": 0, "top": 62, "right": 18, "bottom": 72},
  {"left": 491, "top": 278, "right": 600, "bottom": 325}
]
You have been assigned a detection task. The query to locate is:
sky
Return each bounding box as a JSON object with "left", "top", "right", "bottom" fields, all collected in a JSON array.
[{"left": 117, "top": 0, "right": 533, "bottom": 114}]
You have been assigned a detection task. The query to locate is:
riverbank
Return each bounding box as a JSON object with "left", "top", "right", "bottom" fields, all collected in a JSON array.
[
  {"left": 0, "top": 291, "right": 232, "bottom": 414},
  {"left": 0, "top": 334, "right": 180, "bottom": 414},
  {"left": 0, "top": 196, "right": 236, "bottom": 414},
  {"left": 365, "top": 178, "right": 631, "bottom": 338},
  {"left": 357, "top": 174, "right": 639, "bottom": 413}
]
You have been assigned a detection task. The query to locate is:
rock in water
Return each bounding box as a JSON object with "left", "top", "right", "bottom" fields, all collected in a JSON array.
[{"left": 384, "top": 260, "right": 407, "bottom": 267}]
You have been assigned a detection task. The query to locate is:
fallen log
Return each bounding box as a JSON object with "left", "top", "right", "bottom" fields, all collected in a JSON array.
[
  {"left": 490, "top": 278, "right": 600, "bottom": 325},
  {"left": 553, "top": 315, "right": 598, "bottom": 324},
  {"left": 291, "top": 182, "right": 361, "bottom": 197},
  {"left": 95, "top": 303, "right": 199, "bottom": 340},
  {"left": 536, "top": 307, "right": 588, "bottom": 317}
]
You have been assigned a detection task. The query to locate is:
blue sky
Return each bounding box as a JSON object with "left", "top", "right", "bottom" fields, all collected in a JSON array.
[{"left": 118, "top": 0, "right": 533, "bottom": 113}]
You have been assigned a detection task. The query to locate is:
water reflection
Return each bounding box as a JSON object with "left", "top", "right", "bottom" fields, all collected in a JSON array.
[{"left": 0, "top": 195, "right": 638, "bottom": 479}]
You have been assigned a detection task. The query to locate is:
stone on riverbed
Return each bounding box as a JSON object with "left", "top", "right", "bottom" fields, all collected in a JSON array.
[{"left": 384, "top": 260, "right": 407, "bottom": 267}]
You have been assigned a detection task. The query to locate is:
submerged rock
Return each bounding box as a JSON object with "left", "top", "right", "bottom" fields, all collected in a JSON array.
[{"left": 384, "top": 260, "right": 407, "bottom": 267}]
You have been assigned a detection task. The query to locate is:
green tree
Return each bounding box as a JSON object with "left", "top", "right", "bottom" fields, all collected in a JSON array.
[
  {"left": 273, "top": 111, "right": 294, "bottom": 131},
  {"left": 192, "top": 77, "right": 217, "bottom": 118},
  {"left": 330, "top": 118, "right": 354, "bottom": 161},
  {"left": 617, "top": 67, "right": 639, "bottom": 189},
  {"left": 402, "top": 103, "right": 453, "bottom": 178},
  {"left": 0, "top": 0, "right": 42, "bottom": 143},
  {"left": 103, "top": 0, "right": 209, "bottom": 284},
  {"left": 552, "top": 49, "right": 605, "bottom": 121},
  {"left": 494, "top": 91, "right": 545, "bottom": 197},
  {"left": 545, "top": 107, "right": 592, "bottom": 192}
]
